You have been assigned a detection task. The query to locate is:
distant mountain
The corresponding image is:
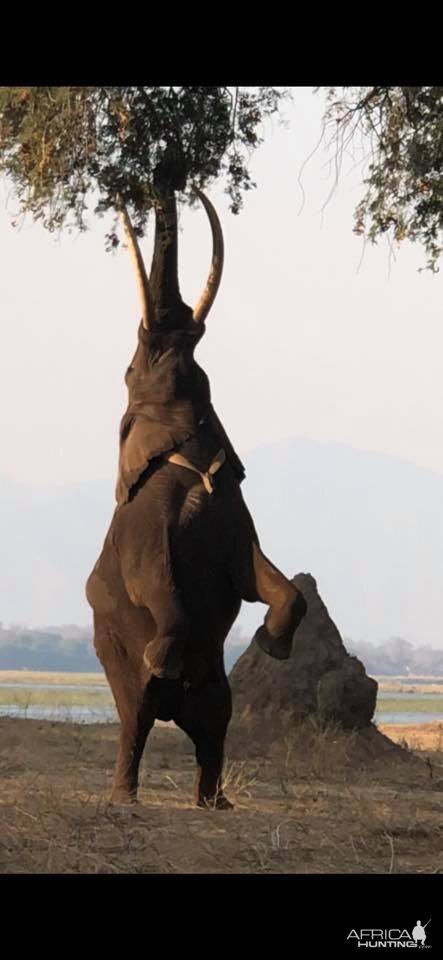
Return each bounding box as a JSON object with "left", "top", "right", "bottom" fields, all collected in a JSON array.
[
  {"left": 1, "top": 626, "right": 442, "bottom": 676},
  {"left": 0, "top": 476, "right": 114, "bottom": 627},
  {"left": 240, "top": 438, "right": 443, "bottom": 648},
  {"left": 1, "top": 437, "right": 443, "bottom": 648},
  {"left": 0, "top": 624, "right": 100, "bottom": 672}
]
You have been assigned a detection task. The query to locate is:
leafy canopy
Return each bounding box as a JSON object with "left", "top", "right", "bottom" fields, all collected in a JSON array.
[
  {"left": 1, "top": 86, "right": 442, "bottom": 270},
  {"left": 318, "top": 86, "right": 443, "bottom": 271},
  {"left": 0, "top": 86, "right": 285, "bottom": 247}
]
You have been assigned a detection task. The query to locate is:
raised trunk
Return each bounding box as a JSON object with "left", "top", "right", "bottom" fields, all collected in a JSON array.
[{"left": 149, "top": 192, "right": 182, "bottom": 319}]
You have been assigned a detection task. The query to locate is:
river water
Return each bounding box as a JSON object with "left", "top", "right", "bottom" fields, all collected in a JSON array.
[{"left": 0, "top": 686, "right": 442, "bottom": 725}]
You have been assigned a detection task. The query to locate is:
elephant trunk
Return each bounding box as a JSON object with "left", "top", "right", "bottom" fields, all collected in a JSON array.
[{"left": 149, "top": 192, "right": 183, "bottom": 320}]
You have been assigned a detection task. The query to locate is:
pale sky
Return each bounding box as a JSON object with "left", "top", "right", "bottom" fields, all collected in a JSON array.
[{"left": 1, "top": 86, "right": 442, "bottom": 488}]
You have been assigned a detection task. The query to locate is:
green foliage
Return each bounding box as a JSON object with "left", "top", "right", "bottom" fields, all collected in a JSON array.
[
  {"left": 319, "top": 86, "right": 443, "bottom": 271},
  {"left": 0, "top": 86, "right": 285, "bottom": 246},
  {"left": 3, "top": 87, "right": 440, "bottom": 270}
]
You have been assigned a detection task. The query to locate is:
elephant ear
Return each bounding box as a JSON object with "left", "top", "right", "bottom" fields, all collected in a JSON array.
[
  {"left": 115, "top": 412, "right": 191, "bottom": 506},
  {"left": 205, "top": 404, "right": 246, "bottom": 484}
]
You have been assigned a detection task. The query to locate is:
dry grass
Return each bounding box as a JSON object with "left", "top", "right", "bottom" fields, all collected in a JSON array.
[
  {"left": 377, "top": 676, "right": 443, "bottom": 695},
  {"left": 0, "top": 718, "right": 442, "bottom": 874},
  {"left": 379, "top": 721, "right": 443, "bottom": 753},
  {"left": 379, "top": 682, "right": 443, "bottom": 695}
]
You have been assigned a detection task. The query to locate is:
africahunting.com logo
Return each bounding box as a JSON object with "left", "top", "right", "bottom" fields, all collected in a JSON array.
[{"left": 347, "top": 921, "right": 432, "bottom": 949}]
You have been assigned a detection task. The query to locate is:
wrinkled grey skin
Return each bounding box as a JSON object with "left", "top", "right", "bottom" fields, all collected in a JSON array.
[{"left": 86, "top": 185, "right": 307, "bottom": 809}]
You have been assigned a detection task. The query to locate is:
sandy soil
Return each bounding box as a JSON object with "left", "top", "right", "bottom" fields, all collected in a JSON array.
[{"left": 0, "top": 718, "right": 442, "bottom": 874}]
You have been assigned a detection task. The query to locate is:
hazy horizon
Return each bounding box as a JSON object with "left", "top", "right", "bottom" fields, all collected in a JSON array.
[{"left": 1, "top": 434, "right": 443, "bottom": 649}]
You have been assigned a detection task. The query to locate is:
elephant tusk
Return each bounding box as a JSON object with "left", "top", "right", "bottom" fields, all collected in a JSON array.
[
  {"left": 118, "top": 198, "right": 154, "bottom": 331},
  {"left": 192, "top": 187, "right": 224, "bottom": 325}
]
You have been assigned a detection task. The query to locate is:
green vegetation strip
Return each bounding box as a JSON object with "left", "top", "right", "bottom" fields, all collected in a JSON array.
[
  {"left": 0, "top": 689, "right": 113, "bottom": 708},
  {"left": 376, "top": 698, "right": 443, "bottom": 714},
  {"left": 1, "top": 689, "right": 443, "bottom": 715}
]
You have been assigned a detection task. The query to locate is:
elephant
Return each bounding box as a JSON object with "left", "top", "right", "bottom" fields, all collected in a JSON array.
[{"left": 86, "top": 178, "right": 307, "bottom": 810}]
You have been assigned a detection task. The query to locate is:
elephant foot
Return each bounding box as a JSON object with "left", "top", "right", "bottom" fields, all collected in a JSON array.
[
  {"left": 253, "top": 624, "right": 293, "bottom": 660},
  {"left": 254, "top": 590, "right": 307, "bottom": 661},
  {"left": 144, "top": 658, "right": 182, "bottom": 680},
  {"left": 196, "top": 794, "right": 234, "bottom": 811},
  {"left": 110, "top": 787, "right": 138, "bottom": 805},
  {"left": 143, "top": 641, "right": 183, "bottom": 680}
]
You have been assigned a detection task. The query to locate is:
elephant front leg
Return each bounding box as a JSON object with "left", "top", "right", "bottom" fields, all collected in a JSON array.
[
  {"left": 231, "top": 521, "right": 307, "bottom": 660},
  {"left": 120, "top": 528, "right": 188, "bottom": 681},
  {"left": 142, "top": 589, "right": 188, "bottom": 681},
  {"left": 247, "top": 543, "right": 307, "bottom": 661}
]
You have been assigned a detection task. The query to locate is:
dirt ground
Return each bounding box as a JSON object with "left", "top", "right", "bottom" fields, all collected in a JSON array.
[{"left": 0, "top": 718, "right": 442, "bottom": 874}]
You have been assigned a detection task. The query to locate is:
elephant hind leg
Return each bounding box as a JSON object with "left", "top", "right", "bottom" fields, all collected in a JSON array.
[
  {"left": 94, "top": 621, "right": 155, "bottom": 803},
  {"left": 173, "top": 680, "right": 233, "bottom": 810},
  {"left": 110, "top": 684, "right": 156, "bottom": 804},
  {"left": 232, "top": 538, "right": 307, "bottom": 661}
]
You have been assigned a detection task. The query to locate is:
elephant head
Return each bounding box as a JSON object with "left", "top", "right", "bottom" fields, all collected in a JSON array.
[
  {"left": 121, "top": 185, "right": 224, "bottom": 334},
  {"left": 115, "top": 187, "right": 228, "bottom": 506}
]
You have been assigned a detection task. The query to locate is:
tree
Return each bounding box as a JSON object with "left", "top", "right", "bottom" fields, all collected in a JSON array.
[
  {"left": 317, "top": 86, "right": 443, "bottom": 271},
  {"left": 2, "top": 86, "right": 440, "bottom": 269},
  {"left": 0, "top": 86, "right": 285, "bottom": 246}
]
